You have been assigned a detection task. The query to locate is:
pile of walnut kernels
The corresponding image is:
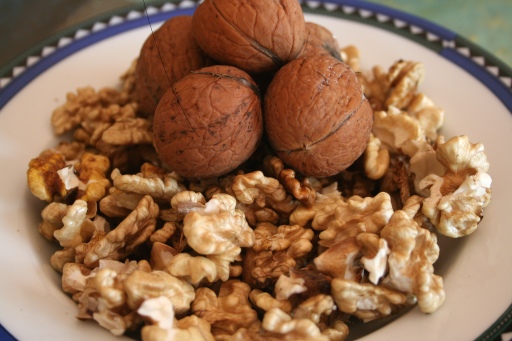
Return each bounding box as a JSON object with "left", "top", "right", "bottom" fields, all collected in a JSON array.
[{"left": 26, "top": 16, "right": 492, "bottom": 341}]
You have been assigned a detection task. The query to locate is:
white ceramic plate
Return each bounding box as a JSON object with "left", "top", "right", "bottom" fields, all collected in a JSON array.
[{"left": 0, "top": 1, "right": 511, "bottom": 340}]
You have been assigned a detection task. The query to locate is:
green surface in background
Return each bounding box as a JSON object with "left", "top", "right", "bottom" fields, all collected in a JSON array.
[
  {"left": 368, "top": 0, "right": 512, "bottom": 67},
  {"left": 0, "top": 0, "right": 510, "bottom": 68}
]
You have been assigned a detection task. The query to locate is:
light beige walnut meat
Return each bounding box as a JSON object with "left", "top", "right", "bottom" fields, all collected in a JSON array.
[
  {"left": 274, "top": 274, "right": 307, "bottom": 301},
  {"left": 73, "top": 152, "right": 111, "bottom": 203},
  {"left": 372, "top": 106, "right": 423, "bottom": 152},
  {"left": 331, "top": 278, "right": 409, "bottom": 322},
  {"left": 358, "top": 65, "right": 389, "bottom": 111},
  {"left": 407, "top": 93, "right": 444, "bottom": 142},
  {"left": 170, "top": 190, "right": 207, "bottom": 214},
  {"left": 318, "top": 192, "right": 394, "bottom": 248},
  {"left": 62, "top": 262, "right": 94, "bottom": 295},
  {"left": 364, "top": 133, "right": 390, "bottom": 180},
  {"left": 51, "top": 86, "right": 137, "bottom": 136},
  {"left": 340, "top": 45, "right": 360, "bottom": 72},
  {"left": 245, "top": 222, "right": 313, "bottom": 287},
  {"left": 39, "top": 202, "right": 68, "bottom": 240},
  {"left": 124, "top": 270, "right": 195, "bottom": 314},
  {"left": 100, "top": 117, "right": 153, "bottom": 146},
  {"left": 43, "top": 151, "right": 111, "bottom": 205},
  {"left": 314, "top": 237, "right": 362, "bottom": 280},
  {"left": 51, "top": 247, "right": 77, "bottom": 272},
  {"left": 149, "top": 222, "right": 178, "bottom": 245},
  {"left": 27, "top": 150, "right": 67, "bottom": 202},
  {"left": 381, "top": 210, "right": 445, "bottom": 313},
  {"left": 183, "top": 193, "right": 255, "bottom": 281},
  {"left": 253, "top": 222, "right": 314, "bottom": 255},
  {"left": 53, "top": 199, "right": 98, "bottom": 248},
  {"left": 111, "top": 166, "right": 185, "bottom": 202},
  {"left": 64, "top": 259, "right": 151, "bottom": 335},
  {"left": 401, "top": 139, "right": 445, "bottom": 196},
  {"left": 249, "top": 289, "right": 293, "bottom": 314},
  {"left": 359, "top": 60, "right": 427, "bottom": 118},
  {"left": 244, "top": 249, "right": 297, "bottom": 288},
  {"left": 161, "top": 253, "right": 219, "bottom": 286},
  {"left": 138, "top": 296, "right": 215, "bottom": 341},
  {"left": 100, "top": 187, "right": 144, "bottom": 218},
  {"left": 292, "top": 294, "right": 336, "bottom": 324},
  {"left": 291, "top": 296, "right": 348, "bottom": 340},
  {"left": 289, "top": 182, "right": 345, "bottom": 231},
  {"left": 192, "top": 280, "right": 258, "bottom": 336},
  {"left": 435, "top": 135, "right": 490, "bottom": 175},
  {"left": 357, "top": 233, "right": 390, "bottom": 285},
  {"left": 149, "top": 242, "right": 178, "bottom": 270},
  {"left": 421, "top": 172, "right": 492, "bottom": 237},
  {"left": 264, "top": 156, "right": 316, "bottom": 207},
  {"left": 261, "top": 308, "right": 329, "bottom": 341},
  {"left": 420, "top": 135, "right": 492, "bottom": 237},
  {"left": 385, "top": 60, "right": 424, "bottom": 110},
  {"left": 76, "top": 195, "right": 159, "bottom": 267},
  {"left": 231, "top": 171, "right": 287, "bottom": 207}
]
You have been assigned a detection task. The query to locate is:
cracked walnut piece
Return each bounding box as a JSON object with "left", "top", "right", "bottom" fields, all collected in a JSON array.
[
  {"left": 331, "top": 278, "right": 409, "bottom": 322},
  {"left": 75, "top": 195, "right": 159, "bottom": 267},
  {"left": 192, "top": 280, "right": 258, "bottom": 336},
  {"left": 381, "top": 210, "right": 445, "bottom": 313},
  {"left": 138, "top": 296, "right": 215, "bottom": 341},
  {"left": 420, "top": 135, "right": 491, "bottom": 237},
  {"left": 183, "top": 193, "right": 255, "bottom": 281}
]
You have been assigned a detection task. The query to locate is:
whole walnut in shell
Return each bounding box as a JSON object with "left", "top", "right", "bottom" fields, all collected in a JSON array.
[
  {"left": 134, "top": 15, "right": 212, "bottom": 116},
  {"left": 153, "top": 65, "right": 263, "bottom": 179},
  {"left": 192, "top": 0, "right": 306, "bottom": 73},
  {"left": 264, "top": 55, "right": 373, "bottom": 177},
  {"left": 299, "top": 22, "right": 342, "bottom": 60}
]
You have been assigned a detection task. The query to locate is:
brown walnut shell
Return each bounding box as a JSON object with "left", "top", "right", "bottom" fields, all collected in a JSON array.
[
  {"left": 134, "top": 15, "right": 212, "bottom": 116},
  {"left": 191, "top": 0, "right": 306, "bottom": 73},
  {"left": 153, "top": 65, "right": 263, "bottom": 179},
  {"left": 299, "top": 22, "right": 342, "bottom": 61},
  {"left": 264, "top": 55, "right": 373, "bottom": 177}
]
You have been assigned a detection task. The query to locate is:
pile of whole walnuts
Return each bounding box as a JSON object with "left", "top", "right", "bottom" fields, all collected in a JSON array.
[
  {"left": 139, "top": 0, "right": 373, "bottom": 179},
  {"left": 26, "top": 1, "right": 493, "bottom": 340}
]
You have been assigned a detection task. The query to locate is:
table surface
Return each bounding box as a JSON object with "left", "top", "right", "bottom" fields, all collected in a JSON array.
[{"left": 0, "top": 0, "right": 511, "bottom": 69}]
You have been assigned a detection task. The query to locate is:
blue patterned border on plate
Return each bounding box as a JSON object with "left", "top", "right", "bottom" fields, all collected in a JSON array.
[
  {"left": 0, "top": 323, "right": 15, "bottom": 341},
  {"left": 0, "top": 1, "right": 199, "bottom": 111},
  {"left": 0, "top": 1, "right": 511, "bottom": 340},
  {"left": 0, "top": 0, "right": 511, "bottom": 112},
  {"left": 298, "top": 0, "right": 512, "bottom": 113}
]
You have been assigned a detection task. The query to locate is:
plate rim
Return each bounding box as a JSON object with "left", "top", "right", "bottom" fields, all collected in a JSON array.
[
  {"left": 2, "top": 0, "right": 511, "bottom": 113},
  {"left": 0, "top": 0, "right": 510, "bottom": 340}
]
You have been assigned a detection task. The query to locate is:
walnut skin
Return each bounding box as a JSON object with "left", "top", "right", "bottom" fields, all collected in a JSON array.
[
  {"left": 134, "top": 16, "right": 211, "bottom": 116},
  {"left": 192, "top": 0, "right": 306, "bottom": 73},
  {"left": 153, "top": 65, "right": 263, "bottom": 179},
  {"left": 264, "top": 55, "right": 373, "bottom": 177}
]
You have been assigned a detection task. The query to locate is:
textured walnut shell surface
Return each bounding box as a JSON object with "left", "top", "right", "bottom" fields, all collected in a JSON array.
[
  {"left": 192, "top": 0, "right": 306, "bottom": 73},
  {"left": 299, "top": 22, "right": 342, "bottom": 60},
  {"left": 153, "top": 65, "right": 263, "bottom": 179},
  {"left": 264, "top": 55, "right": 373, "bottom": 177},
  {"left": 134, "top": 16, "right": 212, "bottom": 116}
]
